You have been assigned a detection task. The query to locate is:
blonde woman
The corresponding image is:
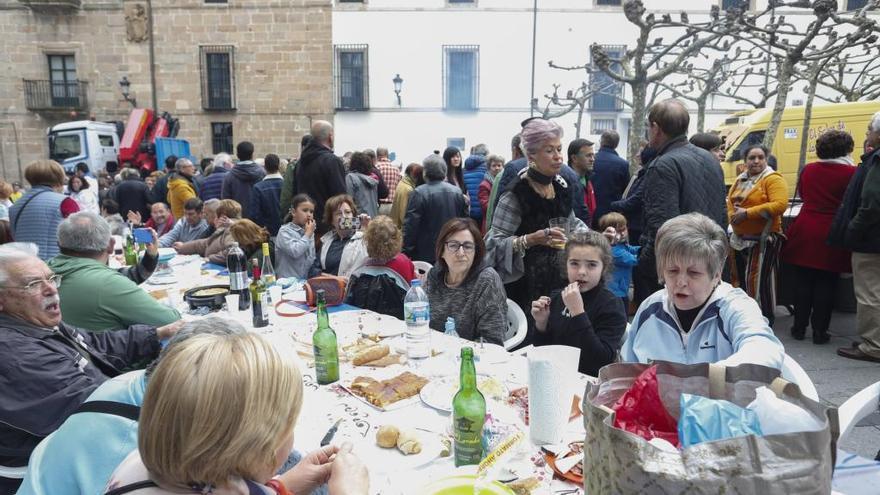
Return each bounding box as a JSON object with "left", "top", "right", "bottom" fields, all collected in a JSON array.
[{"left": 104, "top": 332, "right": 369, "bottom": 494}]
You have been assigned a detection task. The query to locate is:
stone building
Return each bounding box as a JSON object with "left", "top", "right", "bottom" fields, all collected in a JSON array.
[{"left": 0, "top": 0, "right": 333, "bottom": 183}]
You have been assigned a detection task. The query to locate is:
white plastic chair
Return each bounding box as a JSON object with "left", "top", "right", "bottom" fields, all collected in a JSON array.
[
  {"left": 413, "top": 261, "right": 432, "bottom": 282},
  {"left": 504, "top": 299, "right": 528, "bottom": 350},
  {"left": 838, "top": 381, "right": 880, "bottom": 444},
  {"left": 780, "top": 353, "right": 820, "bottom": 402}
]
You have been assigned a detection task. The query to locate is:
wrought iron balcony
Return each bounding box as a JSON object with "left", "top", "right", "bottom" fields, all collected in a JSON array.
[
  {"left": 18, "top": 0, "right": 82, "bottom": 13},
  {"left": 23, "top": 79, "right": 89, "bottom": 111}
]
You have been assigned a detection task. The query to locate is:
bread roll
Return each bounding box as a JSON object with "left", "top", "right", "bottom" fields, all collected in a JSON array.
[
  {"left": 396, "top": 429, "right": 422, "bottom": 455},
  {"left": 353, "top": 344, "right": 390, "bottom": 366},
  {"left": 375, "top": 425, "right": 399, "bottom": 448}
]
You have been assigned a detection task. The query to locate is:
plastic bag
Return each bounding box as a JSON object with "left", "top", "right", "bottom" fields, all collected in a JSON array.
[
  {"left": 612, "top": 365, "right": 680, "bottom": 447},
  {"left": 678, "top": 393, "right": 763, "bottom": 448},
  {"left": 747, "top": 386, "right": 825, "bottom": 435}
]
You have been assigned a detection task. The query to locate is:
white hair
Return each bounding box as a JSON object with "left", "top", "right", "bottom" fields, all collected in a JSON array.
[
  {"left": 870, "top": 111, "right": 880, "bottom": 133},
  {"left": 57, "top": 211, "right": 112, "bottom": 254},
  {"left": 213, "top": 153, "right": 233, "bottom": 170},
  {"left": 0, "top": 245, "right": 38, "bottom": 286},
  {"left": 655, "top": 213, "right": 729, "bottom": 280}
]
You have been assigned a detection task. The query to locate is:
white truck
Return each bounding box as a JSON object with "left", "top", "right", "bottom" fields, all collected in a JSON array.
[{"left": 47, "top": 120, "right": 121, "bottom": 174}]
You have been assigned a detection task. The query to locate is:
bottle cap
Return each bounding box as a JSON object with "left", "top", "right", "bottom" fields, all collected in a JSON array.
[
  {"left": 410, "top": 279, "right": 421, "bottom": 287},
  {"left": 445, "top": 317, "right": 455, "bottom": 330}
]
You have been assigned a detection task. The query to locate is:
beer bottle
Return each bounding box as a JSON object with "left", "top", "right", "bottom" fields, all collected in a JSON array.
[
  {"left": 123, "top": 234, "right": 138, "bottom": 266},
  {"left": 312, "top": 289, "right": 339, "bottom": 384},
  {"left": 453, "top": 347, "right": 486, "bottom": 466},
  {"left": 250, "top": 258, "right": 269, "bottom": 328}
]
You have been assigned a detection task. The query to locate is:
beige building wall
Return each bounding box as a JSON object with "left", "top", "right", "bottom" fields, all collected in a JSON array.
[{"left": 0, "top": 0, "right": 333, "bottom": 183}]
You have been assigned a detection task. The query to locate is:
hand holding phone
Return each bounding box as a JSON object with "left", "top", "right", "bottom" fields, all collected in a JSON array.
[{"left": 133, "top": 228, "right": 152, "bottom": 244}]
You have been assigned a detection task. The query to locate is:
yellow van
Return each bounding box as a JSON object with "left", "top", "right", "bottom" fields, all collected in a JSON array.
[{"left": 712, "top": 101, "right": 880, "bottom": 193}]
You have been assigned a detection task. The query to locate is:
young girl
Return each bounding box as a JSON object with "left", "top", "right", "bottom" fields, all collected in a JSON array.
[
  {"left": 531, "top": 231, "right": 628, "bottom": 376},
  {"left": 275, "top": 194, "right": 316, "bottom": 279}
]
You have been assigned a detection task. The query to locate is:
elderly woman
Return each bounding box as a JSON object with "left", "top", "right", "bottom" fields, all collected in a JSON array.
[
  {"left": 104, "top": 332, "right": 369, "bottom": 495},
  {"left": 425, "top": 218, "right": 506, "bottom": 345},
  {"left": 9, "top": 159, "right": 80, "bottom": 260},
  {"left": 486, "top": 118, "right": 586, "bottom": 328},
  {"left": 174, "top": 199, "right": 240, "bottom": 265},
  {"left": 727, "top": 144, "right": 789, "bottom": 326},
  {"left": 308, "top": 194, "right": 369, "bottom": 280},
  {"left": 782, "top": 130, "right": 857, "bottom": 344},
  {"left": 620, "top": 213, "right": 784, "bottom": 368},
  {"left": 361, "top": 215, "right": 415, "bottom": 282}
]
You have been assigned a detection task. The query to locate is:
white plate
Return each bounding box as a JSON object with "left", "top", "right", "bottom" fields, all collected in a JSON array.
[
  {"left": 354, "top": 430, "right": 444, "bottom": 472},
  {"left": 419, "top": 374, "right": 508, "bottom": 413}
]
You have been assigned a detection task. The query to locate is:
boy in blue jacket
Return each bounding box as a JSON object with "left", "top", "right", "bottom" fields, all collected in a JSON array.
[{"left": 599, "top": 212, "right": 639, "bottom": 314}]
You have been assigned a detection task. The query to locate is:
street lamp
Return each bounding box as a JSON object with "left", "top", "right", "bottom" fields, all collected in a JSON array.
[
  {"left": 392, "top": 73, "right": 403, "bottom": 107},
  {"left": 119, "top": 76, "right": 137, "bottom": 108}
]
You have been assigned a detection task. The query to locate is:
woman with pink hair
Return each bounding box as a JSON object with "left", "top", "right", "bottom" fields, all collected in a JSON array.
[{"left": 486, "top": 118, "right": 586, "bottom": 342}]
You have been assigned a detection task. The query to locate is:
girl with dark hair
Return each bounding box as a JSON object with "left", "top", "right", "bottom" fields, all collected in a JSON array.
[
  {"left": 276, "top": 194, "right": 317, "bottom": 279},
  {"left": 442, "top": 146, "right": 467, "bottom": 195},
  {"left": 726, "top": 143, "right": 789, "bottom": 326},
  {"left": 531, "top": 231, "right": 626, "bottom": 375},
  {"left": 782, "top": 130, "right": 857, "bottom": 344},
  {"left": 424, "top": 218, "right": 506, "bottom": 345}
]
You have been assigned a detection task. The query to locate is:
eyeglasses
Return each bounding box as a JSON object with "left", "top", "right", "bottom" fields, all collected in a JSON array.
[
  {"left": 445, "top": 241, "right": 476, "bottom": 253},
  {"left": 1, "top": 274, "right": 62, "bottom": 294}
]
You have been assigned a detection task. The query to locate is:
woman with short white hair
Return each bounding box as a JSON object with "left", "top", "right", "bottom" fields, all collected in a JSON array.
[
  {"left": 620, "top": 212, "right": 784, "bottom": 368},
  {"left": 104, "top": 332, "right": 369, "bottom": 495}
]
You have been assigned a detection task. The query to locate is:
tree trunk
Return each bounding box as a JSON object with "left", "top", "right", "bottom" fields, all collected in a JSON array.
[
  {"left": 575, "top": 102, "right": 585, "bottom": 139},
  {"left": 763, "top": 59, "right": 795, "bottom": 151},
  {"left": 627, "top": 80, "right": 648, "bottom": 174},
  {"left": 697, "top": 98, "right": 707, "bottom": 133},
  {"left": 797, "top": 60, "right": 827, "bottom": 181}
]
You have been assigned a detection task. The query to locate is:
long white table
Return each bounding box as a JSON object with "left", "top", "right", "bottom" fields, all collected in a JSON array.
[{"left": 139, "top": 254, "right": 589, "bottom": 495}]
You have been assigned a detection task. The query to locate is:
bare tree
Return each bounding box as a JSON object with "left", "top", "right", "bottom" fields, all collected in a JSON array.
[
  {"left": 731, "top": 0, "right": 879, "bottom": 150},
  {"left": 655, "top": 58, "right": 726, "bottom": 132},
  {"left": 814, "top": 44, "right": 880, "bottom": 102},
  {"left": 530, "top": 77, "right": 621, "bottom": 139}
]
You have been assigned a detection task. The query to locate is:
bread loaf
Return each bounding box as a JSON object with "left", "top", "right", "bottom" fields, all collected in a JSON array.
[
  {"left": 353, "top": 344, "right": 390, "bottom": 366},
  {"left": 375, "top": 425, "right": 399, "bottom": 448}
]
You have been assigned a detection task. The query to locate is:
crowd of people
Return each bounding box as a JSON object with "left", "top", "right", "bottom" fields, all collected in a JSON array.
[{"left": 0, "top": 98, "right": 878, "bottom": 494}]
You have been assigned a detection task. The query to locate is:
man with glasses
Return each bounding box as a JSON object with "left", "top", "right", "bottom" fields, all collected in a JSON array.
[{"left": 0, "top": 245, "right": 181, "bottom": 492}]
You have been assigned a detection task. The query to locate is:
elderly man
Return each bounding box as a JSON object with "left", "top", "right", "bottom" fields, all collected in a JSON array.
[
  {"left": 200, "top": 152, "right": 233, "bottom": 201},
  {"left": 17, "top": 317, "right": 246, "bottom": 495},
  {"left": 0, "top": 246, "right": 180, "bottom": 492},
  {"left": 167, "top": 157, "right": 199, "bottom": 219},
  {"left": 294, "top": 121, "right": 347, "bottom": 236},
  {"left": 127, "top": 202, "right": 175, "bottom": 237},
  {"left": 636, "top": 98, "right": 727, "bottom": 306},
  {"left": 48, "top": 212, "right": 181, "bottom": 332},
  {"left": 159, "top": 197, "right": 210, "bottom": 247},
  {"left": 402, "top": 154, "right": 468, "bottom": 263}
]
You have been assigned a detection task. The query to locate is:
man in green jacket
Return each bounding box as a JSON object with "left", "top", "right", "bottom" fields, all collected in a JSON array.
[{"left": 48, "top": 212, "right": 180, "bottom": 332}]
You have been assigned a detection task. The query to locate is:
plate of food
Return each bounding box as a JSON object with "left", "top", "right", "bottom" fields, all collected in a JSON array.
[
  {"left": 356, "top": 425, "right": 445, "bottom": 472},
  {"left": 543, "top": 440, "right": 584, "bottom": 484},
  {"left": 420, "top": 375, "right": 508, "bottom": 413},
  {"left": 345, "top": 371, "right": 429, "bottom": 411}
]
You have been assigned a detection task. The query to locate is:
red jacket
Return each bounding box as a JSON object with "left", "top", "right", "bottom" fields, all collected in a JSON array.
[
  {"left": 782, "top": 161, "right": 857, "bottom": 273},
  {"left": 382, "top": 252, "right": 416, "bottom": 283}
]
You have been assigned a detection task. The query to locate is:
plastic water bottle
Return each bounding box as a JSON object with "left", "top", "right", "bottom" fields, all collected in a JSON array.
[
  {"left": 404, "top": 279, "right": 431, "bottom": 360},
  {"left": 445, "top": 316, "right": 460, "bottom": 339}
]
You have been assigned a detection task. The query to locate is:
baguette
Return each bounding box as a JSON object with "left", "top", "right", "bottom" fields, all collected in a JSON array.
[{"left": 353, "top": 344, "right": 390, "bottom": 366}]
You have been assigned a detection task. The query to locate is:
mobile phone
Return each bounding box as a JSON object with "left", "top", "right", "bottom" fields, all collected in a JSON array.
[{"left": 133, "top": 228, "right": 152, "bottom": 244}]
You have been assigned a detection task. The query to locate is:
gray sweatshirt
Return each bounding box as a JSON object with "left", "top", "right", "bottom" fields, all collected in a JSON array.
[{"left": 424, "top": 264, "right": 507, "bottom": 345}]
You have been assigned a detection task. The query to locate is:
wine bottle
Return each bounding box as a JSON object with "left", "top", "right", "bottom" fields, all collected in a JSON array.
[
  {"left": 250, "top": 258, "right": 269, "bottom": 328},
  {"left": 227, "top": 242, "right": 250, "bottom": 311}
]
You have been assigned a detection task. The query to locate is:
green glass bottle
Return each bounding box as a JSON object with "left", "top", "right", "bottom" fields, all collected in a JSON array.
[
  {"left": 453, "top": 347, "right": 486, "bottom": 466},
  {"left": 312, "top": 290, "right": 339, "bottom": 384},
  {"left": 123, "top": 234, "right": 138, "bottom": 266},
  {"left": 250, "top": 258, "right": 269, "bottom": 328}
]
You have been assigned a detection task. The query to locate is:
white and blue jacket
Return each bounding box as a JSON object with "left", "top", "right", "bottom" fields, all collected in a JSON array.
[{"left": 620, "top": 282, "right": 783, "bottom": 369}]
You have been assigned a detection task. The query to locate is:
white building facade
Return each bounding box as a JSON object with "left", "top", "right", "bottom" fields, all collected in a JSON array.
[{"left": 332, "top": 0, "right": 876, "bottom": 165}]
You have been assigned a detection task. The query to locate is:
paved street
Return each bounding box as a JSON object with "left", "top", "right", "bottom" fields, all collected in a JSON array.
[{"left": 773, "top": 306, "right": 880, "bottom": 459}]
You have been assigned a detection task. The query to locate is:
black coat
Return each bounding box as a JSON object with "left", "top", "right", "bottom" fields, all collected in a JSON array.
[
  {"left": 611, "top": 166, "right": 646, "bottom": 245},
  {"left": 828, "top": 148, "right": 880, "bottom": 253},
  {"left": 402, "top": 180, "right": 468, "bottom": 263},
  {"left": 592, "top": 147, "right": 631, "bottom": 227},
  {"left": 294, "top": 142, "right": 347, "bottom": 232},
  {"left": 532, "top": 283, "right": 627, "bottom": 376},
  {"left": 111, "top": 177, "right": 152, "bottom": 220},
  {"left": 639, "top": 136, "right": 728, "bottom": 262}
]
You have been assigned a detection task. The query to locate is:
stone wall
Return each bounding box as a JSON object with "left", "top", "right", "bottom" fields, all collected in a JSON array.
[{"left": 0, "top": 0, "right": 333, "bottom": 183}]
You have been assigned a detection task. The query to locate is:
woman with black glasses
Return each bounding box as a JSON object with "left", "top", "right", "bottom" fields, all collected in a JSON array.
[{"left": 424, "top": 218, "right": 506, "bottom": 345}]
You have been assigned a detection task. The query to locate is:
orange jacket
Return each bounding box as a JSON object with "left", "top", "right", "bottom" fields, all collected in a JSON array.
[{"left": 727, "top": 170, "right": 789, "bottom": 237}]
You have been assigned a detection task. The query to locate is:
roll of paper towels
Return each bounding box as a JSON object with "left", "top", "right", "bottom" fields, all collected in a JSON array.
[{"left": 528, "top": 345, "right": 580, "bottom": 445}]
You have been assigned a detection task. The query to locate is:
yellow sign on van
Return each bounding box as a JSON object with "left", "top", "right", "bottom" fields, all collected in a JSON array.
[{"left": 712, "top": 101, "right": 880, "bottom": 194}]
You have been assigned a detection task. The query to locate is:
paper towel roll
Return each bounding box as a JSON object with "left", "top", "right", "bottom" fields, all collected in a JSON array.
[{"left": 528, "top": 345, "right": 580, "bottom": 445}]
